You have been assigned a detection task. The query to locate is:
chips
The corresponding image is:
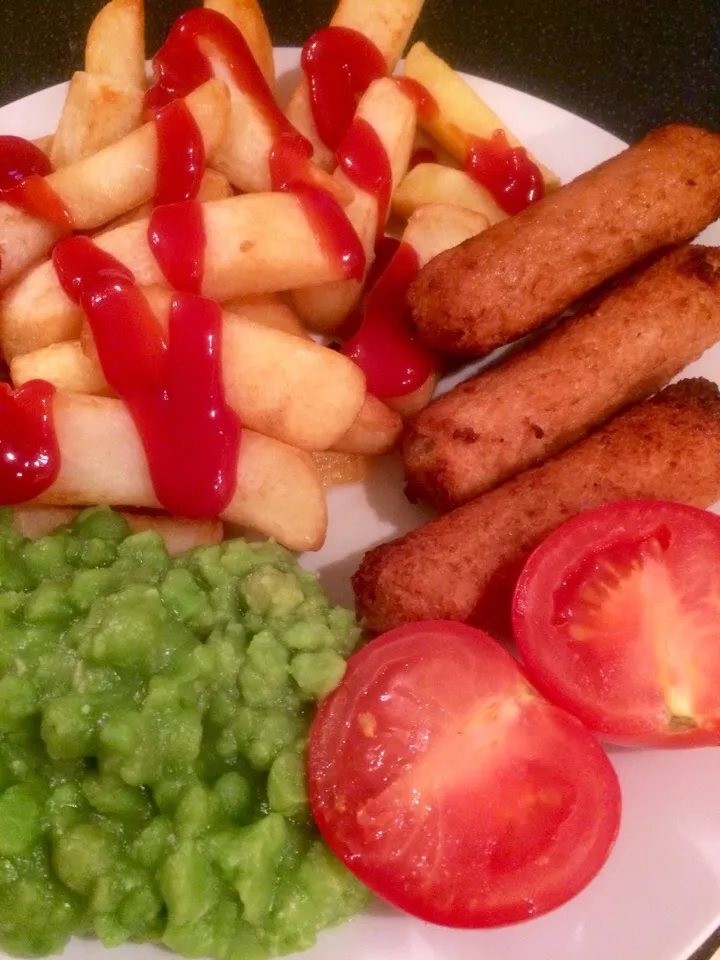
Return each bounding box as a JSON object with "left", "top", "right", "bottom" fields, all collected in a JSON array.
[{"left": 0, "top": 0, "right": 559, "bottom": 548}]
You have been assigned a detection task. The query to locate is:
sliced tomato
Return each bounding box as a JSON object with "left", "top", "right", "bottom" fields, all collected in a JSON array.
[
  {"left": 308, "top": 621, "right": 620, "bottom": 928},
  {"left": 513, "top": 500, "right": 720, "bottom": 747}
]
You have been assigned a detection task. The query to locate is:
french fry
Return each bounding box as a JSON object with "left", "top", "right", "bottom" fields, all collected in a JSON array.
[
  {"left": 95, "top": 167, "right": 234, "bottom": 233},
  {"left": 311, "top": 451, "right": 370, "bottom": 487},
  {"left": 85, "top": 0, "right": 146, "bottom": 90},
  {"left": 11, "top": 341, "right": 110, "bottom": 396},
  {"left": 291, "top": 78, "right": 417, "bottom": 332},
  {"left": 332, "top": 394, "right": 402, "bottom": 455},
  {"left": 12, "top": 286, "right": 365, "bottom": 452},
  {"left": 378, "top": 204, "right": 491, "bottom": 418},
  {"left": 209, "top": 95, "right": 347, "bottom": 204},
  {"left": 402, "top": 201, "right": 491, "bottom": 264},
  {"left": 204, "top": 0, "right": 275, "bottom": 89},
  {"left": 393, "top": 163, "right": 507, "bottom": 224},
  {"left": 12, "top": 506, "right": 223, "bottom": 556},
  {"left": 404, "top": 42, "right": 561, "bottom": 192},
  {"left": 32, "top": 135, "right": 54, "bottom": 156},
  {"left": 50, "top": 72, "right": 145, "bottom": 169},
  {"left": 40, "top": 393, "right": 327, "bottom": 552},
  {"left": 1, "top": 191, "right": 356, "bottom": 358},
  {"left": 222, "top": 294, "right": 311, "bottom": 339},
  {"left": 409, "top": 128, "right": 457, "bottom": 168},
  {"left": 0, "top": 79, "right": 230, "bottom": 289},
  {"left": 286, "top": 0, "right": 426, "bottom": 171}
]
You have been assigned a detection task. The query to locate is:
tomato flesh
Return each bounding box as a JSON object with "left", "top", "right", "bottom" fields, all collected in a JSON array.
[
  {"left": 309, "top": 621, "right": 620, "bottom": 927},
  {"left": 513, "top": 500, "right": 720, "bottom": 747}
]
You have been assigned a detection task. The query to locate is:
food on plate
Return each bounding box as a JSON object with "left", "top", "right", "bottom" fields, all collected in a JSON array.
[
  {"left": 12, "top": 505, "right": 223, "bottom": 555},
  {"left": 146, "top": 8, "right": 343, "bottom": 201},
  {"left": 12, "top": 285, "right": 367, "bottom": 452},
  {"left": 330, "top": 393, "right": 402, "bottom": 455},
  {"left": 95, "top": 167, "right": 234, "bottom": 234},
  {"left": 342, "top": 203, "right": 489, "bottom": 418},
  {"left": 393, "top": 161, "right": 508, "bottom": 224},
  {"left": 38, "top": 393, "right": 326, "bottom": 553},
  {"left": 309, "top": 620, "right": 621, "bottom": 927},
  {"left": 1, "top": 190, "right": 364, "bottom": 358},
  {"left": 286, "top": 0, "right": 427, "bottom": 171},
  {"left": 513, "top": 500, "right": 720, "bottom": 748},
  {"left": 50, "top": 0, "right": 146, "bottom": 169},
  {"left": 403, "top": 42, "right": 560, "bottom": 209},
  {"left": 0, "top": 508, "right": 368, "bottom": 958},
  {"left": 354, "top": 379, "right": 720, "bottom": 637},
  {"left": 291, "top": 77, "right": 418, "bottom": 332},
  {"left": 404, "top": 244, "right": 720, "bottom": 509},
  {"left": 204, "top": 0, "right": 277, "bottom": 88},
  {"left": 222, "top": 293, "right": 312, "bottom": 339},
  {"left": 408, "top": 123, "right": 720, "bottom": 357},
  {"left": 84, "top": 0, "right": 147, "bottom": 88},
  {"left": 0, "top": 79, "right": 230, "bottom": 288}
]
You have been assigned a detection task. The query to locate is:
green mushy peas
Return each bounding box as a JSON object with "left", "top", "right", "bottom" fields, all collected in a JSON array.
[{"left": 0, "top": 507, "right": 369, "bottom": 959}]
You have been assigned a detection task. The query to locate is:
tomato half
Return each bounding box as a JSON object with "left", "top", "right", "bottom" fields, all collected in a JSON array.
[
  {"left": 308, "top": 621, "right": 620, "bottom": 928},
  {"left": 513, "top": 500, "right": 720, "bottom": 748}
]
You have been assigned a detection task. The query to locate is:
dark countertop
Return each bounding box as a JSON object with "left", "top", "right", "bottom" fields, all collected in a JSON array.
[
  {"left": 1, "top": 2, "right": 720, "bottom": 959},
  {"left": 1, "top": 0, "right": 719, "bottom": 141}
]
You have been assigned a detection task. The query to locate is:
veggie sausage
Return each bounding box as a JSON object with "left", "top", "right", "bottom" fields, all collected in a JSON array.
[
  {"left": 404, "top": 245, "right": 720, "bottom": 510},
  {"left": 407, "top": 125, "right": 720, "bottom": 358},
  {"left": 354, "top": 379, "right": 720, "bottom": 638}
]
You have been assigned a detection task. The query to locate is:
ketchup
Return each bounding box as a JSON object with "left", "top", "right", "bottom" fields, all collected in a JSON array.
[
  {"left": 147, "top": 7, "right": 363, "bottom": 276},
  {"left": 148, "top": 200, "right": 206, "bottom": 295},
  {"left": 147, "top": 8, "right": 312, "bottom": 192},
  {"left": 293, "top": 184, "right": 366, "bottom": 282},
  {"left": 342, "top": 242, "right": 433, "bottom": 397},
  {"left": 337, "top": 118, "right": 392, "bottom": 243},
  {"left": 0, "top": 135, "right": 71, "bottom": 229},
  {"left": 52, "top": 236, "right": 240, "bottom": 518},
  {"left": 409, "top": 147, "right": 438, "bottom": 169},
  {"left": 301, "top": 27, "right": 386, "bottom": 151},
  {"left": 154, "top": 99, "right": 205, "bottom": 205},
  {"left": 0, "top": 380, "right": 60, "bottom": 504},
  {"left": 393, "top": 77, "right": 439, "bottom": 122},
  {"left": 465, "top": 129, "right": 544, "bottom": 215}
]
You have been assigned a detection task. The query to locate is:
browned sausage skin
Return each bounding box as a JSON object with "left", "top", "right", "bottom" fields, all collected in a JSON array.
[
  {"left": 355, "top": 379, "right": 720, "bottom": 639},
  {"left": 408, "top": 125, "right": 720, "bottom": 358},
  {"left": 404, "top": 245, "right": 720, "bottom": 510}
]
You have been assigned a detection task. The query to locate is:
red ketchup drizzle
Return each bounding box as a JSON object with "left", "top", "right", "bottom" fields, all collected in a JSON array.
[
  {"left": 292, "top": 184, "right": 366, "bottom": 281},
  {"left": 393, "top": 77, "right": 439, "bottom": 122},
  {"left": 147, "top": 8, "right": 364, "bottom": 279},
  {"left": 148, "top": 200, "right": 206, "bottom": 295},
  {"left": 154, "top": 99, "right": 205, "bottom": 205},
  {"left": 0, "top": 135, "right": 71, "bottom": 229},
  {"left": 301, "top": 27, "right": 386, "bottom": 151},
  {"left": 148, "top": 8, "right": 309, "bottom": 191},
  {"left": 52, "top": 236, "right": 240, "bottom": 518},
  {"left": 409, "top": 147, "right": 438, "bottom": 169},
  {"left": 465, "top": 129, "right": 544, "bottom": 215},
  {"left": 337, "top": 118, "right": 392, "bottom": 243},
  {"left": 342, "top": 242, "right": 433, "bottom": 398},
  {"left": 0, "top": 380, "right": 60, "bottom": 504}
]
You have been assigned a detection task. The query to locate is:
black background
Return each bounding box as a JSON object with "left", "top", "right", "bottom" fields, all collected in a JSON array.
[
  {"left": 1, "top": 2, "right": 720, "bottom": 957},
  {"left": 1, "top": 0, "right": 719, "bottom": 142}
]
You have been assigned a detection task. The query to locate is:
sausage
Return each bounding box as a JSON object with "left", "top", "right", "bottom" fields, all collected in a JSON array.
[
  {"left": 354, "top": 379, "right": 720, "bottom": 638},
  {"left": 404, "top": 245, "right": 720, "bottom": 510},
  {"left": 407, "top": 124, "right": 720, "bottom": 358}
]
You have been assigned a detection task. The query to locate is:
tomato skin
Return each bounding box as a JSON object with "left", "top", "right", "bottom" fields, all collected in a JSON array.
[
  {"left": 309, "top": 620, "right": 621, "bottom": 928},
  {"left": 513, "top": 500, "right": 720, "bottom": 748}
]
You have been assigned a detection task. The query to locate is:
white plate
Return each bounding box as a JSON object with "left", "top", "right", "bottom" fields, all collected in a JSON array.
[{"left": 2, "top": 45, "right": 720, "bottom": 960}]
